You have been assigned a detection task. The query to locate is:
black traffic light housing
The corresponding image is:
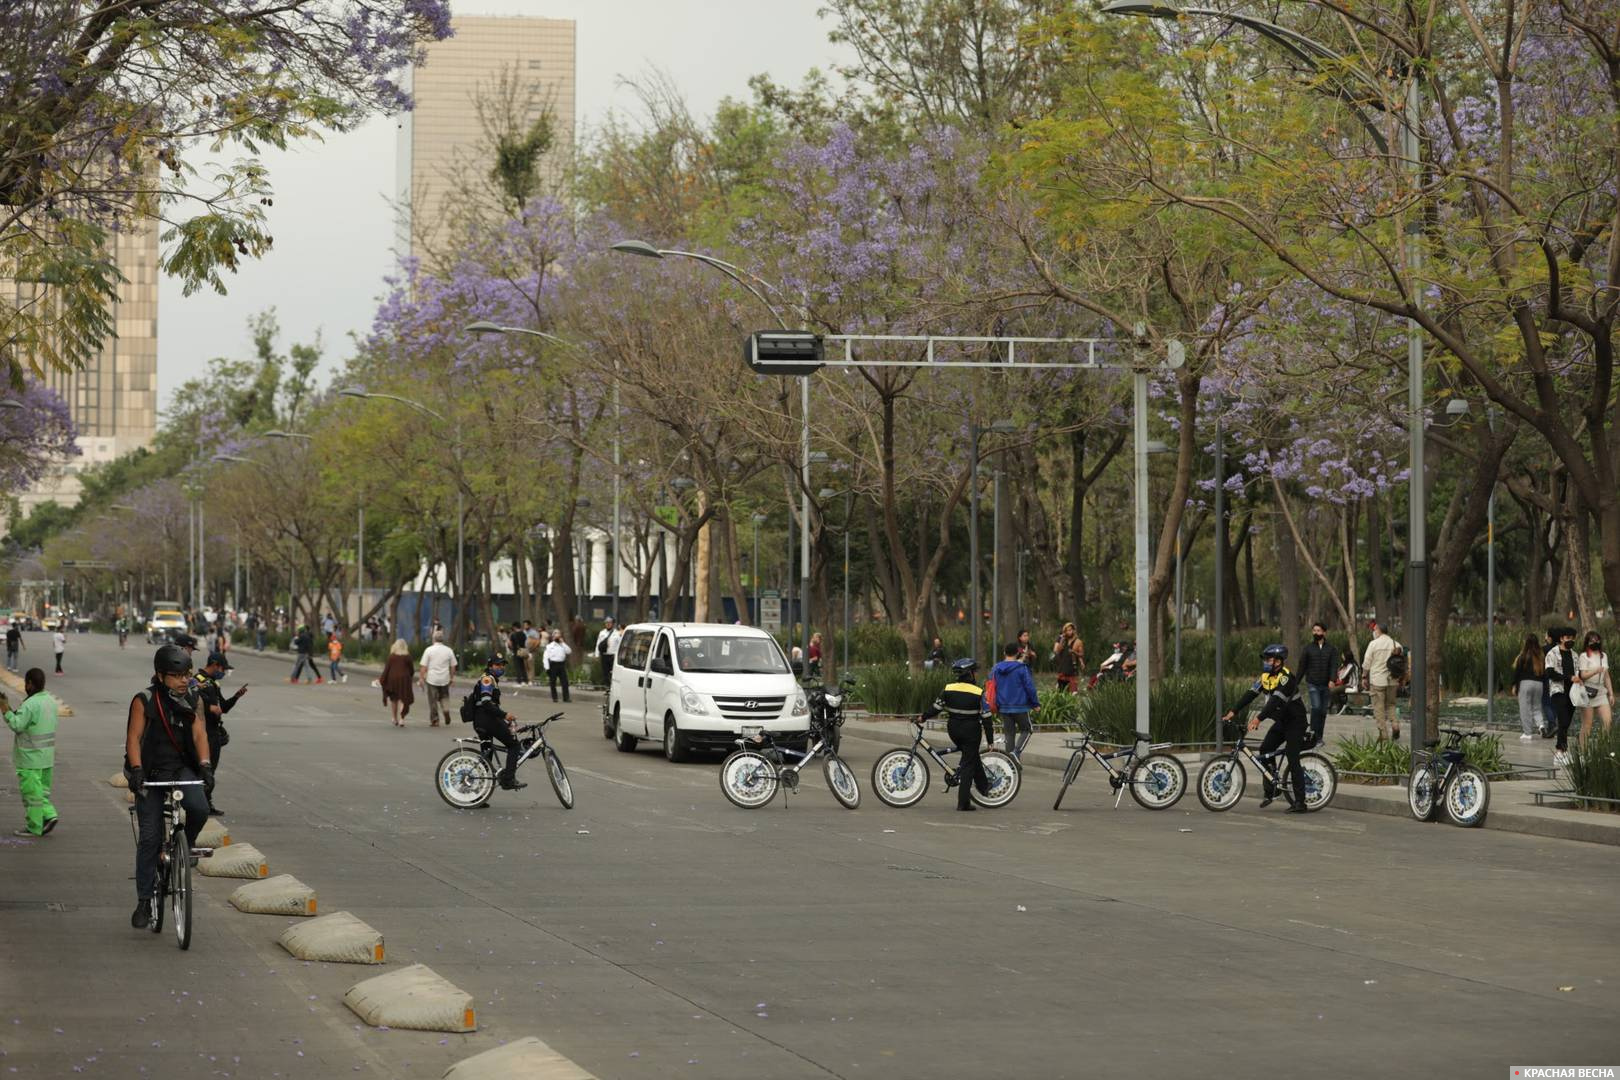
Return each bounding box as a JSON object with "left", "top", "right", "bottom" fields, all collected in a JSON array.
[{"left": 744, "top": 331, "right": 824, "bottom": 376}]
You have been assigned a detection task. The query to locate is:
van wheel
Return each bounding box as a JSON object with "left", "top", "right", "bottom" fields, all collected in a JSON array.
[
  {"left": 663, "top": 716, "right": 690, "bottom": 763},
  {"left": 614, "top": 709, "right": 638, "bottom": 753}
]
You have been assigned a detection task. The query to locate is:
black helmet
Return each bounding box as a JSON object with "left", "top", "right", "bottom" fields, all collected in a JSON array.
[
  {"left": 950, "top": 657, "right": 978, "bottom": 678},
  {"left": 1261, "top": 643, "right": 1288, "bottom": 662},
  {"left": 154, "top": 644, "right": 193, "bottom": 675},
  {"left": 171, "top": 631, "right": 198, "bottom": 650},
  {"left": 486, "top": 652, "right": 508, "bottom": 670}
]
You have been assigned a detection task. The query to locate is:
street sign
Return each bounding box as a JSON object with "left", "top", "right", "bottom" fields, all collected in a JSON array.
[
  {"left": 746, "top": 331, "right": 824, "bottom": 376},
  {"left": 759, "top": 589, "right": 782, "bottom": 632}
]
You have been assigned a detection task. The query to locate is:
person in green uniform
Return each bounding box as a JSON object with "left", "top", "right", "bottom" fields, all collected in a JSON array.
[{"left": 4, "top": 668, "right": 58, "bottom": 837}]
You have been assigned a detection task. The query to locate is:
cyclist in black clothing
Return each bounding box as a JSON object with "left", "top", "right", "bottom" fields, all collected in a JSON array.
[
  {"left": 193, "top": 651, "right": 246, "bottom": 815},
  {"left": 920, "top": 658, "right": 991, "bottom": 811},
  {"left": 1300, "top": 622, "right": 1337, "bottom": 748},
  {"left": 1222, "top": 644, "right": 1310, "bottom": 814},
  {"left": 467, "top": 653, "right": 526, "bottom": 791},
  {"left": 125, "top": 645, "right": 213, "bottom": 928}
]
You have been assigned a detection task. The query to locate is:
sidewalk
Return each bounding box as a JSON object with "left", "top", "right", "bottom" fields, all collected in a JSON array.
[{"left": 841, "top": 714, "right": 1620, "bottom": 847}]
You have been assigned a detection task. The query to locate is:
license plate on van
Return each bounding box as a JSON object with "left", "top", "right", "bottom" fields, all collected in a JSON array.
[{"left": 741, "top": 725, "right": 763, "bottom": 736}]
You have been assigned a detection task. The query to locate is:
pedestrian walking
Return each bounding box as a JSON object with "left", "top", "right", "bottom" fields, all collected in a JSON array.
[
  {"left": 808, "top": 633, "right": 823, "bottom": 679},
  {"left": 1016, "top": 629, "right": 1035, "bottom": 667},
  {"left": 1300, "top": 621, "right": 1337, "bottom": 748},
  {"left": 1540, "top": 628, "right": 1559, "bottom": 737},
  {"left": 594, "top": 617, "right": 618, "bottom": 686},
  {"left": 289, "top": 625, "right": 319, "bottom": 683},
  {"left": 989, "top": 641, "right": 1039, "bottom": 759},
  {"left": 1575, "top": 631, "right": 1611, "bottom": 747},
  {"left": 1545, "top": 627, "right": 1578, "bottom": 765},
  {"left": 418, "top": 629, "right": 458, "bottom": 727},
  {"left": 51, "top": 629, "right": 65, "bottom": 675},
  {"left": 1512, "top": 635, "right": 1545, "bottom": 741},
  {"left": 327, "top": 632, "right": 346, "bottom": 683},
  {"left": 543, "top": 629, "right": 572, "bottom": 703},
  {"left": 1051, "top": 623, "right": 1084, "bottom": 692},
  {"left": 1361, "top": 621, "right": 1402, "bottom": 741},
  {"left": 380, "top": 639, "right": 416, "bottom": 726},
  {"left": 4, "top": 669, "right": 58, "bottom": 838},
  {"left": 5, "top": 622, "right": 22, "bottom": 673}
]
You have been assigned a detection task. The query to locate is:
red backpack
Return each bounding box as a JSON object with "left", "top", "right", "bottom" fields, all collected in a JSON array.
[{"left": 983, "top": 675, "right": 998, "bottom": 714}]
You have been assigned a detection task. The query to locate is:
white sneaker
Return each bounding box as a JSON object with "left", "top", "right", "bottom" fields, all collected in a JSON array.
[{"left": 1519, "top": 733, "right": 1535, "bottom": 740}]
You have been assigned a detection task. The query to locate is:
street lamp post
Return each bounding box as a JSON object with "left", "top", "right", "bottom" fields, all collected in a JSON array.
[
  {"left": 819, "top": 488, "right": 855, "bottom": 672},
  {"left": 751, "top": 513, "right": 767, "bottom": 624},
  {"left": 969, "top": 420, "right": 1017, "bottom": 669}
]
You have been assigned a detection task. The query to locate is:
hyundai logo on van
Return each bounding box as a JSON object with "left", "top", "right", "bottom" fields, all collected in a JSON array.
[{"left": 745, "top": 700, "right": 758, "bottom": 709}]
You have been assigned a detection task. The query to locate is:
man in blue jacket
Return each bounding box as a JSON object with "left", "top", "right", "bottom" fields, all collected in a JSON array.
[{"left": 989, "top": 641, "right": 1039, "bottom": 759}]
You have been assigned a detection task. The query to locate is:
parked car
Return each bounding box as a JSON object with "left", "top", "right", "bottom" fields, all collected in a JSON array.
[{"left": 603, "top": 622, "right": 808, "bottom": 762}]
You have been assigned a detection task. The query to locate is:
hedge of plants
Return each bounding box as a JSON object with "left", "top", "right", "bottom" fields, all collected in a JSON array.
[
  {"left": 1567, "top": 725, "right": 1620, "bottom": 806},
  {"left": 1330, "top": 731, "right": 1508, "bottom": 783}
]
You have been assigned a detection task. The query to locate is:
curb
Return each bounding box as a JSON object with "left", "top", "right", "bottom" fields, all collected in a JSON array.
[{"left": 840, "top": 719, "right": 1620, "bottom": 847}]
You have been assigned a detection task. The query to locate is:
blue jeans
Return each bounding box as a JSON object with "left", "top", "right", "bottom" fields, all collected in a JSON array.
[{"left": 1306, "top": 684, "right": 1330, "bottom": 744}]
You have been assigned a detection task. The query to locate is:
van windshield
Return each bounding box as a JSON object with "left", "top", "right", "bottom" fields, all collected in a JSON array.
[{"left": 675, "top": 636, "right": 789, "bottom": 674}]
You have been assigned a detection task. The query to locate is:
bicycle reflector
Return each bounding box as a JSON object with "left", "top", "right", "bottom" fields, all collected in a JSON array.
[{"left": 745, "top": 331, "right": 824, "bottom": 376}]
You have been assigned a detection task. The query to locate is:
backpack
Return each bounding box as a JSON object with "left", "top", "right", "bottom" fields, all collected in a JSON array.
[
  {"left": 1386, "top": 646, "right": 1407, "bottom": 680},
  {"left": 983, "top": 675, "right": 998, "bottom": 714},
  {"left": 459, "top": 691, "right": 476, "bottom": 724}
]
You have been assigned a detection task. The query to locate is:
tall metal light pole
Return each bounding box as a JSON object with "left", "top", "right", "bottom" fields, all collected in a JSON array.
[
  {"left": 1486, "top": 406, "right": 1499, "bottom": 726},
  {"left": 969, "top": 420, "right": 1016, "bottom": 668},
  {"left": 463, "top": 322, "right": 617, "bottom": 622},
  {"left": 820, "top": 488, "right": 855, "bottom": 672},
  {"left": 751, "top": 513, "right": 767, "bottom": 624},
  {"left": 340, "top": 388, "right": 461, "bottom": 638}
]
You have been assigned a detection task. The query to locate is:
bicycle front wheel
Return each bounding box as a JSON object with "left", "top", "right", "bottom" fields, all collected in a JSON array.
[
  {"left": 1129, "top": 752, "right": 1188, "bottom": 810},
  {"left": 545, "top": 748, "right": 574, "bottom": 810},
  {"left": 719, "top": 750, "right": 778, "bottom": 809},
  {"left": 971, "top": 751, "right": 1021, "bottom": 808},
  {"left": 823, "top": 755, "right": 861, "bottom": 809},
  {"left": 871, "top": 749, "right": 930, "bottom": 808},
  {"left": 1442, "top": 763, "right": 1490, "bottom": 828},
  {"left": 1298, "top": 752, "right": 1337, "bottom": 812},
  {"left": 1053, "top": 752, "right": 1085, "bottom": 811},
  {"left": 436, "top": 747, "right": 496, "bottom": 809},
  {"left": 171, "top": 830, "right": 193, "bottom": 950},
  {"left": 1197, "top": 756, "right": 1246, "bottom": 812},
  {"left": 1407, "top": 763, "right": 1438, "bottom": 822}
]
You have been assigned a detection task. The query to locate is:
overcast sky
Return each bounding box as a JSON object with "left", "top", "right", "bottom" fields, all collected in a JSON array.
[{"left": 156, "top": 0, "right": 850, "bottom": 411}]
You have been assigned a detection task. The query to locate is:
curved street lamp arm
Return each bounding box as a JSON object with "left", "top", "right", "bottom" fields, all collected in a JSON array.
[{"left": 656, "top": 249, "right": 793, "bottom": 331}]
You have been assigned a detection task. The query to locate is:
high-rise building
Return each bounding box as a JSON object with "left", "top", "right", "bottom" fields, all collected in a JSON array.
[
  {"left": 8, "top": 215, "right": 160, "bottom": 519},
  {"left": 396, "top": 14, "right": 577, "bottom": 259}
]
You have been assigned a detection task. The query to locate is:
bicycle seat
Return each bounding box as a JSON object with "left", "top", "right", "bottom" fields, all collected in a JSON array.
[{"left": 1424, "top": 739, "right": 1440, "bottom": 749}]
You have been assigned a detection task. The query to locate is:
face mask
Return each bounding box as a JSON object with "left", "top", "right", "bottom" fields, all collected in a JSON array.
[{"left": 1313, "top": 632, "right": 1325, "bottom": 640}]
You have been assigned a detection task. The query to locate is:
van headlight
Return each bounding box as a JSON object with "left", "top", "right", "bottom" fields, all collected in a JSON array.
[
  {"left": 680, "top": 688, "right": 710, "bottom": 715},
  {"left": 792, "top": 689, "right": 809, "bottom": 717}
]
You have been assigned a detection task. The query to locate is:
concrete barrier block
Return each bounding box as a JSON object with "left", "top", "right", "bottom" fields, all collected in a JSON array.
[
  {"left": 344, "top": 964, "right": 475, "bottom": 1033},
  {"left": 109, "top": 772, "right": 128, "bottom": 788},
  {"left": 442, "top": 1036, "right": 596, "bottom": 1080},
  {"left": 197, "top": 817, "right": 230, "bottom": 848},
  {"left": 279, "top": 911, "right": 384, "bottom": 964},
  {"left": 229, "top": 874, "right": 317, "bottom": 917},
  {"left": 197, "top": 841, "right": 266, "bottom": 879}
]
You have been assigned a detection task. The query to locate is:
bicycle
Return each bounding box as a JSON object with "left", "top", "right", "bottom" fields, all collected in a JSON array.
[
  {"left": 1407, "top": 726, "right": 1490, "bottom": 827},
  {"left": 435, "top": 713, "right": 573, "bottom": 810},
  {"left": 127, "top": 780, "right": 213, "bottom": 950},
  {"left": 1196, "top": 720, "right": 1338, "bottom": 813},
  {"left": 1050, "top": 729, "right": 1188, "bottom": 811},
  {"left": 870, "top": 719, "right": 1020, "bottom": 809},
  {"left": 718, "top": 722, "right": 861, "bottom": 810}
]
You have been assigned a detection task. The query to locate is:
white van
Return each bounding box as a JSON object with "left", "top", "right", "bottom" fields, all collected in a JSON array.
[{"left": 605, "top": 622, "right": 807, "bottom": 761}]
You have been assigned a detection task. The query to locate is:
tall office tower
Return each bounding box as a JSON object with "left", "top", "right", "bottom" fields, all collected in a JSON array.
[
  {"left": 8, "top": 215, "right": 160, "bottom": 519},
  {"left": 396, "top": 14, "right": 577, "bottom": 259}
]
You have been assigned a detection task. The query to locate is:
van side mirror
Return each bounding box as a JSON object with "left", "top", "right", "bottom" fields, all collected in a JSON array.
[{"left": 651, "top": 655, "right": 673, "bottom": 676}]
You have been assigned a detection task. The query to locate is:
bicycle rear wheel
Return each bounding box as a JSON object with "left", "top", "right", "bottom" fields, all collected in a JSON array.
[
  {"left": 1407, "top": 763, "right": 1438, "bottom": 822},
  {"left": 1297, "top": 752, "right": 1337, "bottom": 812},
  {"left": 436, "top": 747, "right": 496, "bottom": 809},
  {"left": 1129, "top": 752, "right": 1188, "bottom": 810},
  {"left": 823, "top": 755, "right": 861, "bottom": 809},
  {"left": 971, "top": 751, "right": 1021, "bottom": 808},
  {"left": 171, "top": 831, "right": 193, "bottom": 950},
  {"left": 545, "top": 748, "right": 574, "bottom": 810}
]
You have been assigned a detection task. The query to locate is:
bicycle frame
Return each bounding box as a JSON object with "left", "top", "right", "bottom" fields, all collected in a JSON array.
[
  {"left": 456, "top": 717, "right": 558, "bottom": 774},
  {"left": 1063, "top": 732, "right": 1175, "bottom": 805}
]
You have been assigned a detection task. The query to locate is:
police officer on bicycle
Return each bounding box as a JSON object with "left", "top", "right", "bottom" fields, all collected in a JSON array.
[
  {"left": 1222, "top": 644, "right": 1310, "bottom": 813},
  {"left": 125, "top": 645, "right": 214, "bottom": 928},
  {"left": 193, "top": 651, "right": 246, "bottom": 816},
  {"left": 921, "top": 658, "right": 992, "bottom": 811},
  {"left": 468, "top": 653, "right": 526, "bottom": 791}
]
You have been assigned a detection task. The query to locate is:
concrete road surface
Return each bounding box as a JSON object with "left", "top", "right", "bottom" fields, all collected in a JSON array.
[{"left": 1, "top": 633, "right": 1615, "bottom": 1079}]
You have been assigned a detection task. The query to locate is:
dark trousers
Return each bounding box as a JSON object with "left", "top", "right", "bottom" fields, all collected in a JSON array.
[
  {"left": 511, "top": 654, "right": 529, "bottom": 684},
  {"left": 1259, "top": 714, "right": 1308, "bottom": 807},
  {"left": 290, "top": 652, "right": 315, "bottom": 681},
  {"left": 54, "top": 651, "right": 63, "bottom": 673},
  {"left": 4, "top": 645, "right": 15, "bottom": 671},
  {"left": 474, "top": 716, "right": 524, "bottom": 785},
  {"left": 1554, "top": 693, "right": 1575, "bottom": 751},
  {"left": 134, "top": 769, "right": 209, "bottom": 897},
  {"left": 206, "top": 729, "right": 224, "bottom": 771},
  {"left": 1542, "top": 689, "right": 1557, "bottom": 736},
  {"left": 947, "top": 716, "right": 990, "bottom": 809},
  {"left": 599, "top": 655, "right": 614, "bottom": 686},
  {"left": 1306, "top": 684, "right": 1330, "bottom": 746},
  {"left": 548, "top": 660, "right": 570, "bottom": 702}
]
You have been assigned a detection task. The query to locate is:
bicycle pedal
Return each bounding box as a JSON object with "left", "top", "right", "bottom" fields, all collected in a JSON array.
[{"left": 192, "top": 847, "right": 214, "bottom": 858}]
